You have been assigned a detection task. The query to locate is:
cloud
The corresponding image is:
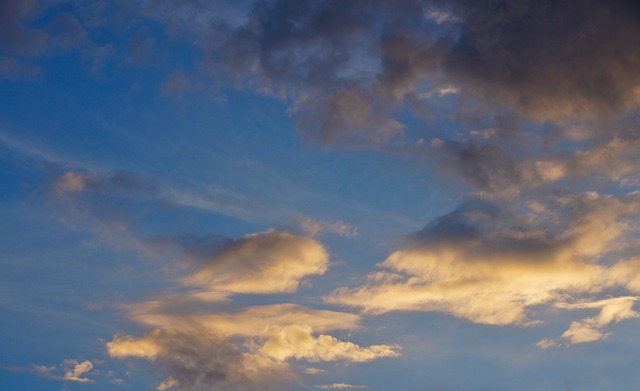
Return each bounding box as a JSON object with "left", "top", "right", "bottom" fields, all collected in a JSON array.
[
  {"left": 315, "top": 384, "right": 368, "bottom": 390},
  {"left": 0, "top": 0, "right": 41, "bottom": 53},
  {"left": 61, "top": 359, "right": 94, "bottom": 383},
  {"left": 146, "top": 0, "right": 640, "bottom": 146},
  {"left": 127, "top": 303, "right": 362, "bottom": 336},
  {"left": 108, "top": 304, "right": 399, "bottom": 391},
  {"left": 109, "top": 326, "right": 290, "bottom": 391},
  {"left": 7, "top": 1, "right": 640, "bottom": 146},
  {"left": 3, "top": 359, "right": 95, "bottom": 383},
  {"left": 183, "top": 229, "right": 329, "bottom": 294},
  {"left": 440, "top": 0, "right": 640, "bottom": 121},
  {"left": 300, "top": 217, "right": 359, "bottom": 238},
  {"left": 257, "top": 324, "right": 399, "bottom": 362},
  {"left": 107, "top": 224, "right": 397, "bottom": 391},
  {"left": 538, "top": 297, "right": 640, "bottom": 347},
  {"left": 329, "top": 193, "right": 640, "bottom": 335},
  {"left": 532, "top": 139, "right": 640, "bottom": 187}
]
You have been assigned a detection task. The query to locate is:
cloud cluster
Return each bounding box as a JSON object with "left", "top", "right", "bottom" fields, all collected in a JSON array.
[
  {"left": 107, "top": 229, "right": 398, "bottom": 390},
  {"left": 108, "top": 304, "right": 399, "bottom": 390},
  {"left": 330, "top": 193, "right": 640, "bottom": 343},
  {"left": 141, "top": 0, "right": 640, "bottom": 146},
  {"left": 10, "top": 1, "right": 640, "bottom": 388},
  {"left": 8, "top": 2, "right": 640, "bottom": 149}
]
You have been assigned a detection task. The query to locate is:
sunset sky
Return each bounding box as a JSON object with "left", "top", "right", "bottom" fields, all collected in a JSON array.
[{"left": 3, "top": 1, "right": 640, "bottom": 390}]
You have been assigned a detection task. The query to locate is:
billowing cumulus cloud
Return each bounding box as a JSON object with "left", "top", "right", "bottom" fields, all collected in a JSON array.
[{"left": 183, "top": 229, "right": 329, "bottom": 294}]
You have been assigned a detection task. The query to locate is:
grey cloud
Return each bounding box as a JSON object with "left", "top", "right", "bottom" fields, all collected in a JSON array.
[
  {"left": 7, "top": 1, "right": 640, "bottom": 145},
  {"left": 441, "top": 0, "right": 640, "bottom": 121},
  {"left": 0, "top": 0, "right": 39, "bottom": 53},
  {"left": 0, "top": 56, "right": 41, "bottom": 80},
  {"left": 197, "top": 0, "right": 640, "bottom": 144},
  {"left": 437, "top": 140, "right": 527, "bottom": 194}
]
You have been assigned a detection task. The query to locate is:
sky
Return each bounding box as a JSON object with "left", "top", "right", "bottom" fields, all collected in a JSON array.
[{"left": 2, "top": 1, "right": 640, "bottom": 390}]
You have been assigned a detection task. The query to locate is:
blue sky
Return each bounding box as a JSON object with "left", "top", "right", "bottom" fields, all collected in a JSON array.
[{"left": 3, "top": 1, "right": 640, "bottom": 390}]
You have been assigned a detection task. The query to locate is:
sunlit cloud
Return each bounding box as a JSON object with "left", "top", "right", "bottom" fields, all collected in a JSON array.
[
  {"left": 330, "top": 193, "right": 640, "bottom": 340},
  {"left": 107, "top": 226, "right": 398, "bottom": 390},
  {"left": 5, "top": 1, "right": 640, "bottom": 390},
  {"left": 183, "top": 229, "right": 329, "bottom": 294},
  {"left": 108, "top": 303, "right": 399, "bottom": 390},
  {"left": 538, "top": 297, "right": 640, "bottom": 347},
  {"left": 2, "top": 359, "right": 95, "bottom": 383}
]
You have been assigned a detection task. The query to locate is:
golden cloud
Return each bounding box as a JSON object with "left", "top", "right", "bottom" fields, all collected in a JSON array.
[{"left": 183, "top": 229, "right": 329, "bottom": 294}]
